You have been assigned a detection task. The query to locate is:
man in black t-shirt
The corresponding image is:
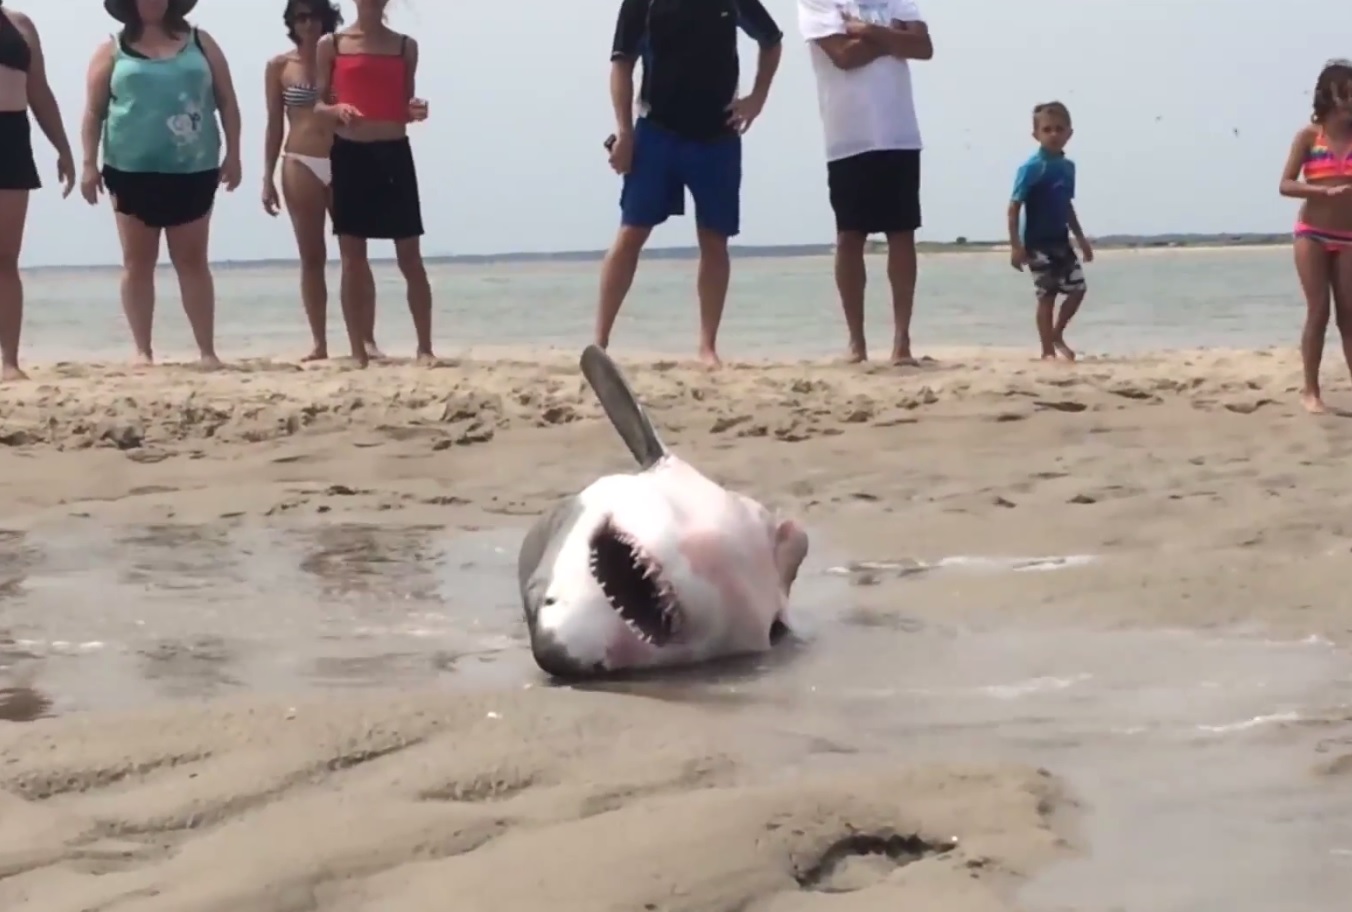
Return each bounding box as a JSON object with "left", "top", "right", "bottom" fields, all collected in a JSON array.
[{"left": 594, "top": 0, "right": 783, "bottom": 367}]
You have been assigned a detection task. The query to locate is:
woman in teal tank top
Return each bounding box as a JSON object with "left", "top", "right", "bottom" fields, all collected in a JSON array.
[{"left": 79, "top": 0, "right": 241, "bottom": 368}]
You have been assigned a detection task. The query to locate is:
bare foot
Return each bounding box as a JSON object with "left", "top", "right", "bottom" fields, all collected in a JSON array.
[
  {"left": 890, "top": 342, "right": 917, "bottom": 366},
  {"left": 364, "top": 340, "right": 384, "bottom": 360},
  {"left": 415, "top": 351, "right": 438, "bottom": 366},
  {"left": 698, "top": 347, "right": 722, "bottom": 369},
  {"left": 300, "top": 347, "right": 328, "bottom": 362},
  {"left": 1040, "top": 352, "right": 1057, "bottom": 361},
  {"left": 1054, "top": 339, "right": 1076, "bottom": 361},
  {"left": 197, "top": 354, "right": 223, "bottom": 371},
  {"left": 1302, "top": 390, "right": 1329, "bottom": 414},
  {"left": 133, "top": 352, "right": 154, "bottom": 369},
  {"left": 0, "top": 364, "right": 28, "bottom": 382},
  {"left": 845, "top": 342, "right": 867, "bottom": 363}
]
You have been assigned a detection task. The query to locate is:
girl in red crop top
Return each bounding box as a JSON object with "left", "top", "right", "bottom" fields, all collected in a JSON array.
[{"left": 314, "top": 0, "right": 434, "bottom": 368}]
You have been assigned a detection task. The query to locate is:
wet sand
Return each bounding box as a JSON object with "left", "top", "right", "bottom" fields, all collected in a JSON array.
[{"left": 1, "top": 348, "right": 1352, "bottom": 911}]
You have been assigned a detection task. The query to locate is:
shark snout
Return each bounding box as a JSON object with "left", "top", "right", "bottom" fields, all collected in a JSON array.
[{"left": 527, "top": 625, "right": 599, "bottom": 679}]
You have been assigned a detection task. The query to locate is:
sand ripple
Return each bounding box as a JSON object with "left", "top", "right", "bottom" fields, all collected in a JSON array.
[{"left": 0, "top": 689, "right": 1064, "bottom": 911}]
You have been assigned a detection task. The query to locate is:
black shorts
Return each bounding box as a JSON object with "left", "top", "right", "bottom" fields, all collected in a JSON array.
[
  {"left": 0, "top": 110, "right": 40, "bottom": 192},
  {"left": 1026, "top": 242, "right": 1086, "bottom": 296},
  {"left": 330, "top": 135, "right": 424, "bottom": 240},
  {"left": 102, "top": 167, "right": 219, "bottom": 229},
  {"left": 826, "top": 149, "right": 921, "bottom": 236}
]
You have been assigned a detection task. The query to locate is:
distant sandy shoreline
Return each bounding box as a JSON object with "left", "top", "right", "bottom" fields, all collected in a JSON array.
[
  {"left": 20, "top": 241, "right": 1289, "bottom": 275},
  {"left": 929, "top": 242, "right": 1287, "bottom": 257}
]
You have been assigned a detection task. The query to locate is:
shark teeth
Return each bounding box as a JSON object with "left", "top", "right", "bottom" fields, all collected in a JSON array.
[{"left": 588, "top": 526, "right": 680, "bottom": 646}]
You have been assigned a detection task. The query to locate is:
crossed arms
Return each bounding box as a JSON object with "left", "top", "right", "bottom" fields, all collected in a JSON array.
[{"left": 800, "top": 0, "right": 933, "bottom": 72}]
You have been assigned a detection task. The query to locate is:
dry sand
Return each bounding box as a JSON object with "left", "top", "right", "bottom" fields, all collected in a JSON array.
[{"left": 0, "top": 347, "right": 1351, "bottom": 911}]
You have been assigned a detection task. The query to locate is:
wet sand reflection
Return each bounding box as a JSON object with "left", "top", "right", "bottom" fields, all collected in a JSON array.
[
  {"left": 136, "top": 634, "right": 243, "bottom": 702},
  {"left": 0, "top": 519, "right": 519, "bottom": 714},
  {"left": 0, "top": 528, "right": 36, "bottom": 601},
  {"left": 116, "top": 523, "right": 244, "bottom": 592},
  {"left": 296, "top": 523, "right": 443, "bottom": 603}
]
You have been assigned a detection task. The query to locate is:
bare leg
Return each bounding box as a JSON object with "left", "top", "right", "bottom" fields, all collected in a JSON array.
[
  {"left": 884, "top": 230, "right": 918, "bottom": 364},
  {"left": 0, "top": 190, "right": 29, "bottom": 381},
  {"left": 1330, "top": 247, "right": 1352, "bottom": 392},
  {"left": 281, "top": 158, "right": 329, "bottom": 360},
  {"left": 1054, "top": 289, "right": 1085, "bottom": 360},
  {"left": 594, "top": 224, "right": 651, "bottom": 349},
  {"left": 115, "top": 212, "right": 161, "bottom": 365},
  {"left": 694, "top": 226, "right": 728, "bottom": 367},
  {"left": 1295, "top": 236, "right": 1333, "bottom": 413},
  {"left": 337, "top": 234, "right": 374, "bottom": 367},
  {"left": 1035, "top": 293, "right": 1057, "bottom": 359},
  {"left": 362, "top": 291, "right": 383, "bottom": 360},
  {"left": 165, "top": 214, "right": 220, "bottom": 368},
  {"left": 394, "top": 237, "right": 434, "bottom": 360},
  {"left": 834, "top": 230, "right": 868, "bottom": 361}
]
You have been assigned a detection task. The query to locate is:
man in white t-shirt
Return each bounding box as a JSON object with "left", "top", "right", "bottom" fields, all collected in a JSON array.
[{"left": 798, "top": 0, "right": 932, "bottom": 364}]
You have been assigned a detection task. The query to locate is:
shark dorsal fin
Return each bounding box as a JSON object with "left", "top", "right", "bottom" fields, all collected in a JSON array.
[{"left": 580, "top": 345, "right": 668, "bottom": 469}]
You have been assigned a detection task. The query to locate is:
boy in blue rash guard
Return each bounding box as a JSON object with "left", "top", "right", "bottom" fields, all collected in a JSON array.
[{"left": 1008, "top": 101, "right": 1093, "bottom": 360}]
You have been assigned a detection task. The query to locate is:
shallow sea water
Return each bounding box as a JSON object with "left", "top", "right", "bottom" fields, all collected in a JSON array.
[{"left": 18, "top": 247, "right": 1304, "bottom": 362}]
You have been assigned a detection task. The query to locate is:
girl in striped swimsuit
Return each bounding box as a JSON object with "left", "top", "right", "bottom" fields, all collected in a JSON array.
[{"left": 1280, "top": 59, "right": 1352, "bottom": 414}]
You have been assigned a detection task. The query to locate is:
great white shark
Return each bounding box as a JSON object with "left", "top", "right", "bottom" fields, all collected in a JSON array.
[{"left": 516, "top": 346, "right": 810, "bottom": 679}]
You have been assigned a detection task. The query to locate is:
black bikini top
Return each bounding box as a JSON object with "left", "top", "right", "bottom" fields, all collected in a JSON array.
[{"left": 0, "top": 8, "right": 31, "bottom": 74}]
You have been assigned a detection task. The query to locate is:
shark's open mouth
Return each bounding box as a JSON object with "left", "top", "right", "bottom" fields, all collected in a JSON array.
[{"left": 588, "top": 522, "right": 679, "bottom": 646}]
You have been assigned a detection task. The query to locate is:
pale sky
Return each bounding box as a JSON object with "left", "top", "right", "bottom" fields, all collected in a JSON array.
[{"left": 12, "top": 0, "right": 1339, "bottom": 266}]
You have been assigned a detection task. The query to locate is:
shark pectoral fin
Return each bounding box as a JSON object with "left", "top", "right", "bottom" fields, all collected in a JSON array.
[
  {"left": 773, "top": 516, "right": 809, "bottom": 593},
  {"left": 580, "top": 344, "right": 668, "bottom": 469}
]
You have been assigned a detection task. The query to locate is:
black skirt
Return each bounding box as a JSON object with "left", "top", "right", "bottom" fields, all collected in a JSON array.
[
  {"left": 0, "top": 110, "right": 40, "bottom": 192},
  {"left": 330, "top": 135, "right": 424, "bottom": 241},
  {"left": 102, "top": 166, "right": 219, "bottom": 229}
]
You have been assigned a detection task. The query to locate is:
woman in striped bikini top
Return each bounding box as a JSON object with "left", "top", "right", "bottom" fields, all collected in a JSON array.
[
  {"left": 262, "top": 0, "right": 370, "bottom": 363},
  {"left": 1302, "top": 128, "right": 1352, "bottom": 183}
]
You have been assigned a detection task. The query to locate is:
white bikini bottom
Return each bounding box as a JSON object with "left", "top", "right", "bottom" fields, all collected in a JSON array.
[{"left": 283, "top": 152, "right": 331, "bottom": 186}]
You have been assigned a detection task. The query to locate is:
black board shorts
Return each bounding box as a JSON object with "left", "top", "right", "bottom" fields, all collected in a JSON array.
[
  {"left": 330, "top": 135, "right": 424, "bottom": 241},
  {"left": 826, "top": 149, "right": 922, "bottom": 236},
  {"left": 102, "top": 166, "right": 219, "bottom": 229}
]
